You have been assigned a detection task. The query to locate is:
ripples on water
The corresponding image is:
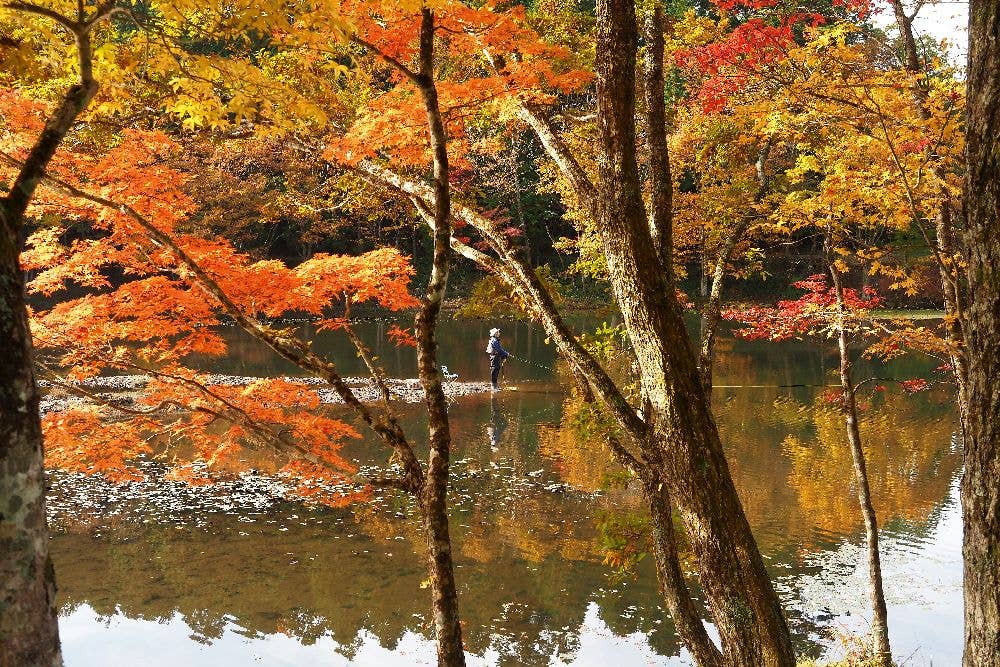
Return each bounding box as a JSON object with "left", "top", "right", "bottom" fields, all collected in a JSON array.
[{"left": 50, "top": 318, "right": 964, "bottom": 665}]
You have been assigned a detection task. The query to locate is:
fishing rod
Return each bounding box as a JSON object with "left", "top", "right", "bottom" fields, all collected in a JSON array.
[{"left": 508, "top": 354, "right": 554, "bottom": 372}]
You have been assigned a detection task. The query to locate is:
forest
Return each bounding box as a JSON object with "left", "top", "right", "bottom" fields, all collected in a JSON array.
[{"left": 0, "top": 0, "right": 997, "bottom": 666}]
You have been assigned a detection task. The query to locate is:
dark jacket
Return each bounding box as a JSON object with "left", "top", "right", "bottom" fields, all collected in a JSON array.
[{"left": 487, "top": 336, "right": 509, "bottom": 364}]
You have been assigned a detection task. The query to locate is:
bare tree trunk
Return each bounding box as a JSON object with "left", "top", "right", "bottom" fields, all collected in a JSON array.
[
  {"left": 411, "top": 10, "right": 465, "bottom": 667},
  {"left": 594, "top": 3, "right": 795, "bottom": 664},
  {"left": 961, "top": 3, "right": 1000, "bottom": 664},
  {"left": 828, "top": 256, "right": 892, "bottom": 666}
]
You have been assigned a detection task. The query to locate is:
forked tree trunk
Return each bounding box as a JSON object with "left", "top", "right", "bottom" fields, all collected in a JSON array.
[
  {"left": 828, "top": 259, "right": 892, "bottom": 666},
  {"left": 593, "top": 3, "right": 795, "bottom": 664},
  {"left": 961, "top": 2, "right": 1000, "bottom": 664}
]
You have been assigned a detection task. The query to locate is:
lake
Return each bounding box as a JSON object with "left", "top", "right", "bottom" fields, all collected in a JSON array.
[{"left": 47, "top": 315, "right": 963, "bottom": 666}]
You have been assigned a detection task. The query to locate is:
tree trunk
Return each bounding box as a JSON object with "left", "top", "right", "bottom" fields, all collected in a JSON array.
[
  {"left": 961, "top": 3, "right": 1000, "bottom": 664},
  {"left": 0, "top": 18, "right": 99, "bottom": 666},
  {"left": 641, "top": 472, "right": 724, "bottom": 667},
  {"left": 594, "top": 3, "right": 795, "bottom": 664},
  {"left": 412, "top": 10, "right": 465, "bottom": 667},
  {"left": 829, "top": 259, "right": 892, "bottom": 666},
  {"left": 0, "top": 209, "right": 62, "bottom": 667},
  {"left": 890, "top": 0, "right": 970, "bottom": 425}
]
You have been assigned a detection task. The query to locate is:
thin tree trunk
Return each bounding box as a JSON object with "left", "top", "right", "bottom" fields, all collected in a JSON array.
[
  {"left": 698, "top": 142, "right": 771, "bottom": 393},
  {"left": 828, "top": 256, "right": 892, "bottom": 666},
  {"left": 961, "top": 2, "right": 1000, "bottom": 664},
  {"left": 594, "top": 3, "right": 795, "bottom": 664},
  {"left": 890, "top": 0, "right": 969, "bottom": 422},
  {"left": 411, "top": 10, "right": 465, "bottom": 667}
]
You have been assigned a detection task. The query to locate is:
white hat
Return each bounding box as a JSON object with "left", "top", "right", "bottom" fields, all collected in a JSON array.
[{"left": 489, "top": 328, "right": 500, "bottom": 336}]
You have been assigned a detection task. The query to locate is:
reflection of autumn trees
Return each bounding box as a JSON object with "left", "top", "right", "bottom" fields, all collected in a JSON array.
[
  {"left": 716, "top": 388, "right": 959, "bottom": 553},
  {"left": 51, "top": 504, "right": 677, "bottom": 664},
  {"left": 542, "top": 381, "right": 958, "bottom": 559},
  {"left": 537, "top": 395, "right": 624, "bottom": 494},
  {"left": 781, "top": 392, "right": 960, "bottom": 540}
]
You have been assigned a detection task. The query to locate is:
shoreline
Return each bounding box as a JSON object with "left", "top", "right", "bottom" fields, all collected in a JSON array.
[{"left": 39, "top": 374, "right": 498, "bottom": 416}]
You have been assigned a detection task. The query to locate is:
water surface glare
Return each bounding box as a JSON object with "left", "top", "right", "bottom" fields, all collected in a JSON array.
[{"left": 50, "top": 317, "right": 963, "bottom": 665}]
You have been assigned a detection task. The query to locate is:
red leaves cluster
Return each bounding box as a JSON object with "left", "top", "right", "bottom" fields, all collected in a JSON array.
[
  {"left": 676, "top": 14, "right": 818, "bottom": 113},
  {"left": 899, "top": 378, "right": 929, "bottom": 393},
  {"left": 387, "top": 324, "right": 418, "bottom": 348},
  {"left": 43, "top": 409, "right": 155, "bottom": 483},
  {"left": 677, "top": 0, "right": 874, "bottom": 113},
  {"left": 714, "top": 0, "right": 871, "bottom": 14},
  {"left": 723, "top": 274, "right": 880, "bottom": 341}
]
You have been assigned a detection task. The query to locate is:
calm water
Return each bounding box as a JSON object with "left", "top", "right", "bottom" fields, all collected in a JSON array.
[{"left": 49, "top": 316, "right": 963, "bottom": 666}]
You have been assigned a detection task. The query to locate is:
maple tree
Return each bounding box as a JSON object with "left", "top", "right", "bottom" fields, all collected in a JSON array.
[
  {"left": 2, "top": 1, "right": 990, "bottom": 665},
  {"left": 724, "top": 265, "right": 953, "bottom": 665},
  {"left": 0, "top": 3, "right": 472, "bottom": 665}
]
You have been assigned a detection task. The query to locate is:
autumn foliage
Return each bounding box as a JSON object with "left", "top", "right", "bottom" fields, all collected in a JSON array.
[
  {"left": 724, "top": 274, "right": 952, "bottom": 390},
  {"left": 1, "top": 89, "right": 418, "bottom": 499}
]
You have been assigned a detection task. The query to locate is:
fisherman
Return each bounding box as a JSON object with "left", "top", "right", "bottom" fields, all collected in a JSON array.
[{"left": 486, "top": 327, "right": 510, "bottom": 391}]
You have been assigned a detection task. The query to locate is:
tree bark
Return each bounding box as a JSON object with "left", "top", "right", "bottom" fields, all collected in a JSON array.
[
  {"left": 828, "top": 257, "right": 892, "bottom": 666},
  {"left": 411, "top": 10, "right": 466, "bottom": 667},
  {"left": 0, "top": 208, "right": 62, "bottom": 667},
  {"left": 642, "top": 6, "right": 672, "bottom": 277},
  {"left": 593, "top": 3, "right": 795, "bottom": 664},
  {"left": 961, "top": 2, "right": 1000, "bottom": 664},
  {"left": 0, "top": 14, "right": 99, "bottom": 666}
]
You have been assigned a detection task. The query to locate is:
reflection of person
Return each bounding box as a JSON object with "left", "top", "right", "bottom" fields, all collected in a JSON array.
[
  {"left": 487, "top": 393, "right": 508, "bottom": 452},
  {"left": 486, "top": 327, "right": 510, "bottom": 391}
]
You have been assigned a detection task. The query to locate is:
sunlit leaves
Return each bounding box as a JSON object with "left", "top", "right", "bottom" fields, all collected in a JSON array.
[{"left": 326, "top": 1, "right": 592, "bottom": 169}]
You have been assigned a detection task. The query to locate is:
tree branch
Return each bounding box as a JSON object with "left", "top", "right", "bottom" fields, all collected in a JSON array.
[
  {"left": 350, "top": 35, "right": 421, "bottom": 85},
  {"left": 355, "top": 160, "right": 647, "bottom": 441}
]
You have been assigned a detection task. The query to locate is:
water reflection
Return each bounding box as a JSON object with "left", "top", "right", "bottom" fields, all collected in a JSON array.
[{"left": 51, "top": 322, "right": 963, "bottom": 666}]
